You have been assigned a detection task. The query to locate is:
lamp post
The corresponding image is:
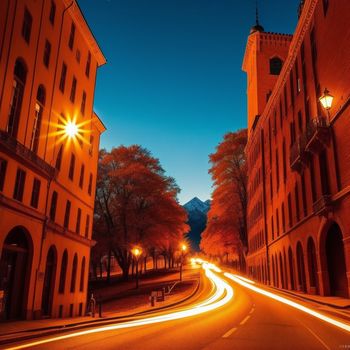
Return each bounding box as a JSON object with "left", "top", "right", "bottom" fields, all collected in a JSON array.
[
  {"left": 131, "top": 247, "right": 142, "bottom": 289},
  {"left": 319, "top": 88, "right": 334, "bottom": 119},
  {"left": 180, "top": 244, "right": 187, "bottom": 282}
]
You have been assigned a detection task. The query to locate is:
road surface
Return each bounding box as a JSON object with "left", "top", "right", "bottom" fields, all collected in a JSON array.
[{"left": 5, "top": 262, "right": 350, "bottom": 350}]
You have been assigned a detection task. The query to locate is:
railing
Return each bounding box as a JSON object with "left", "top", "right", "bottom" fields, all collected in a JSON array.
[
  {"left": 0, "top": 130, "right": 56, "bottom": 178},
  {"left": 289, "top": 134, "right": 307, "bottom": 171}
]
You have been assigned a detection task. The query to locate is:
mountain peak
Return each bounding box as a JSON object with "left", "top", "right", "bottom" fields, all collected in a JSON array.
[{"left": 183, "top": 197, "right": 210, "bottom": 214}]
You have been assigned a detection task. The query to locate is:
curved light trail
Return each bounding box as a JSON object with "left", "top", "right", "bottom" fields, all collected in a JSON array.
[
  {"left": 7, "top": 262, "right": 233, "bottom": 350},
  {"left": 225, "top": 272, "right": 350, "bottom": 333}
]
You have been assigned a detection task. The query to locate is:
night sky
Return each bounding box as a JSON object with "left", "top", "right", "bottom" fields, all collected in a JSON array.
[{"left": 79, "top": 0, "right": 299, "bottom": 204}]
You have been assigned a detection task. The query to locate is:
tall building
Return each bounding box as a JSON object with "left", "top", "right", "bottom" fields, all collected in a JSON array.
[
  {"left": 244, "top": 0, "right": 350, "bottom": 298},
  {"left": 0, "top": 0, "right": 106, "bottom": 320}
]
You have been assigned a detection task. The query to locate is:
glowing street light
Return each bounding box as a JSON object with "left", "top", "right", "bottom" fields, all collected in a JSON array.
[
  {"left": 180, "top": 243, "right": 187, "bottom": 282},
  {"left": 131, "top": 247, "right": 142, "bottom": 289},
  {"left": 319, "top": 88, "right": 334, "bottom": 111},
  {"left": 65, "top": 120, "right": 79, "bottom": 138}
]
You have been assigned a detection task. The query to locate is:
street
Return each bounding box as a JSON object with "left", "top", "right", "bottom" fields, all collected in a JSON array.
[{"left": 5, "top": 262, "right": 350, "bottom": 350}]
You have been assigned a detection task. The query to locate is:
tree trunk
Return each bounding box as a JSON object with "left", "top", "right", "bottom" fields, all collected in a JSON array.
[{"left": 106, "top": 248, "right": 112, "bottom": 283}]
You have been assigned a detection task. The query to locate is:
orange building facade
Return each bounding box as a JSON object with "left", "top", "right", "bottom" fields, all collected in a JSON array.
[
  {"left": 0, "top": 0, "right": 106, "bottom": 320},
  {"left": 244, "top": 0, "right": 350, "bottom": 298}
]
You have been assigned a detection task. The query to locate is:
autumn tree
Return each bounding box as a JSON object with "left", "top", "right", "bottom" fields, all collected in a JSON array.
[
  {"left": 200, "top": 129, "right": 248, "bottom": 269},
  {"left": 92, "top": 145, "right": 189, "bottom": 280}
]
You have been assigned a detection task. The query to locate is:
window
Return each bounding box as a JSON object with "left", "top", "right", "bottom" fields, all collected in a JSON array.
[
  {"left": 289, "top": 72, "right": 294, "bottom": 106},
  {"left": 298, "top": 111, "right": 303, "bottom": 132},
  {"left": 7, "top": 59, "right": 27, "bottom": 138},
  {"left": 49, "top": 191, "right": 58, "bottom": 221},
  {"left": 85, "top": 215, "right": 90, "bottom": 238},
  {"left": 290, "top": 122, "right": 296, "bottom": 146},
  {"left": 281, "top": 202, "right": 286, "bottom": 233},
  {"left": 30, "top": 178, "right": 41, "bottom": 208},
  {"left": 295, "top": 183, "right": 300, "bottom": 222},
  {"left": 80, "top": 257, "right": 86, "bottom": 292},
  {"left": 301, "top": 172, "right": 307, "bottom": 217},
  {"left": 269, "top": 57, "right": 283, "bottom": 75},
  {"left": 0, "top": 159, "right": 8, "bottom": 192},
  {"left": 89, "top": 135, "right": 94, "bottom": 156},
  {"left": 276, "top": 149, "right": 279, "bottom": 190},
  {"left": 69, "top": 153, "right": 75, "bottom": 180},
  {"left": 13, "top": 169, "right": 26, "bottom": 202},
  {"left": 295, "top": 60, "right": 301, "bottom": 93},
  {"left": 322, "top": 0, "right": 329, "bottom": 15},
  {"left": 85, "top": 51, "right": 91, "bottom": 77},
  {"left": 276, "top": 208, "right": 279, "bottom": 237},
  {"left": 30, "top": 85, "right": 45, "bottom": 153},
  {"left": 282, "top": 139, "right": 286, "bottom": 183},
  {"left": 59, "top": 62, "right": 67, "bottom": 93},
  {"left": 288, "top": 193, "right": 292, "bottom": 227},
  {"left": 310, "top": 28, "right": 317, "bottom": 63},
  {"left": 284, "top": 86, "right": 288, "bottom": 115},
  {"left": 70, "top": 76, "right": 77, "bottom": 103},
  {"left": 21, "top": 8, "right": 32, "bottom": 44},
  {"left": 310, "top": 157, "right": 317, "bottom": 202},
  {"left": 79, "top": 164, "right": 85, "bottom": 188},
  {"left": 59, "top": 250, "right": 68, "bottom": 293},
  {"left": 68, "top": 22, "right": 75, "bottom": 50},
  {"left": 64, "top": 200, "right": 71, "bottom": 229},
  {"left": 76, "top": 208, "right": 81, "bottom": 234},
  {"left": 55, "top": 145, "right": 63, "bottom": 170},
  {"left": 88, "top": 173, "right": 93, "bottom": 195},
  {"left": 70, "top": 254, "right": 77, "bottom": 292},
  {"left": 43, "top": 40, "right": 51, "bottom": 68},
  {"left": 81, "top": 91, "right": 86, "bottom": 115},
  {"left": 271, "top": 216, "right": 274, "bottom": 240},
  {"left": 49, "top": 1, "right": 56, "bottom": 25},
  {"left": 319, "top": 150, "right": 330, "bottom": 195}
]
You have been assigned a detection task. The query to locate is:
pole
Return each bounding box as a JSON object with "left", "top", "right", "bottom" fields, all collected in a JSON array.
[
  {"left": 180, "top": 252, "right": 183, "bottom": 281},
  {"left": 136, "top": 258, "right": 139, "bottom": 289}
]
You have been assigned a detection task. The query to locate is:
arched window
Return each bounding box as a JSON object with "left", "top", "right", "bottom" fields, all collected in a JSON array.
[
  {"left": 270, "top": 57, "right": 283, "bottom": 75},
  {"left": 80, "top": 257, "right": 86, "bottom": 292},
  {"left": 70, "top": 253, "right": 77, "bottom": 292},
  {"left": 58, "top": 250, "right": 68, "bottom": 293},
  {"left": 30, "top": 85, "right": 46, "bottom": 153},
  {"left": 55, "top": 145, "right": 63, "bottom": 170},
  {"left": 7, "top": 59, "right": 27, "bottom": 138}
]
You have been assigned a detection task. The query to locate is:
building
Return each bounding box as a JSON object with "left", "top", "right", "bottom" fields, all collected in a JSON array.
[
  {"left": 244, "top": 0, "right": 350, "bottom": 298},
  {"left": 0, "top": 0, "right": 106, "bottom": 320}
]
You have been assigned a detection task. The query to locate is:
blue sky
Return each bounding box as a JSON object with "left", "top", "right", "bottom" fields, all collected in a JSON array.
[{"left": 79, "top": 0, "right": 299, "bottom": 204}]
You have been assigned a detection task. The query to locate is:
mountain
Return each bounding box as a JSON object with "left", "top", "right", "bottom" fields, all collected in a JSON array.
[{"left": 183, "top": 197, "right": 210, "bottom": 251}]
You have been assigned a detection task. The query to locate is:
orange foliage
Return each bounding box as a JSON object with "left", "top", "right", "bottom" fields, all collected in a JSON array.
[{"left": 200, "top": 130, "right": 248, "bottom": 263}]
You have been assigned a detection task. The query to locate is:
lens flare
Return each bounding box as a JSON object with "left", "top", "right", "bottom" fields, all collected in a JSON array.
[{"left": 65, "top": 121, "right": 78, "bottom": 138}]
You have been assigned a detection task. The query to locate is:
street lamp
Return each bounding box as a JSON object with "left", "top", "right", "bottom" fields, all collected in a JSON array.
[
  {"left": 131, "top": 247, "right": 142, "bottom": 289},
  {"left": 180, "top": 244, "right": 187, "bottom": 282},
  {"left": 319, "top": 88, "right": 334, "bottom": 120}
]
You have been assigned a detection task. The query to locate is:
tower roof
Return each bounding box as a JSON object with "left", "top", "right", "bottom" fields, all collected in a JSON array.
[{"left": 250, "top": 1, "right": 264, "bottom": 34}]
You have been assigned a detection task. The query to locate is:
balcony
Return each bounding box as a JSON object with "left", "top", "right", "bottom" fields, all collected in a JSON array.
[
  {"left": 313, "top": 194, "right": 333, "bottom": 216},
  {"left": 290, "top": 135, "right": 308, "bottom": 172},
  {"left": 0, "top": 130, "right": 56, "bottom": 179},
  {"left": 305, "top": 116, "right": 330, "bottom": 154}
]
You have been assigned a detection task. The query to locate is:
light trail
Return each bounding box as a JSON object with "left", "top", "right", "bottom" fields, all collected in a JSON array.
[
  {"left": 225, "top": 272, "right": 350, "bottom": 333},
  {"left": 7, "top": 263, "right": 233, "bottom": 350}
]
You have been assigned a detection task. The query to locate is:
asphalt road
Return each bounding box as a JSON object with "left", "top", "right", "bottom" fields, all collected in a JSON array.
[{"left": 6, "top": 265, "right": 350, "bottom": 350}]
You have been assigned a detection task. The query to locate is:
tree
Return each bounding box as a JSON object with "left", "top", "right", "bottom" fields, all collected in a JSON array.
[
  {"left": 200, "top": 129, "right": 248, "bottom": 269},
  {"left": 92, "top": 145, "right": 189, "bottom": 280}
]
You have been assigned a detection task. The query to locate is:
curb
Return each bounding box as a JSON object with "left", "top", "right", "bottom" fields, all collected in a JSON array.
[{"left": 0, "top": 275, "right": 201, "bottom": 347}]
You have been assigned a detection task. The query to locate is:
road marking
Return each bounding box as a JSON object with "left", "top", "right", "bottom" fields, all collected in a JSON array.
[
  {"left": 222, "top": 327, "right": 237, "bottom": 338},
  {"left": 299, "top": 320, "right": 331, "bottom": 350},
  {"left": 239, "top": 315, "right": 251, "bottom": 325}
]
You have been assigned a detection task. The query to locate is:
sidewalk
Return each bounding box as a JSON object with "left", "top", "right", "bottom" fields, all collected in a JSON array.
[{"left": 0, "top": 266, "right": 201, "bottom": 346}]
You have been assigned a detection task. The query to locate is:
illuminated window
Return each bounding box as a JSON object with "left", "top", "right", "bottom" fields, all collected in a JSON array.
[
  {"left": 22, "top": 8, "right": 32, "bottom": 44},
  {"left": 70, "top": 76, "right": 77, "bottom": 103},
  {"left": 0, "top": 159, "right": 7, "bottom": 192},
  {"left": 64, "top": 200, "right": 71, "bottom": 229},
  {"left": 49, "top": 191, "right": 58, "bottom": 221},
  {"left": 30, "top": 85, "right": 46, "bottom": 153},
  {"left": 58, "top": 250, "right": 68, "bottom": 293},
  {"left": 43, "top": 40, "right": 51, "bottom": 68},
  {"left": 59, "top": 62, "right": 67, "bottom": 93},
  {"left": 13, "top": 168, "right": 26, "bottom": 202},
  {"left": 68, "top": 22, "right": 75, "bottom": 50},
  {"left": 69, "top": 153, "right": 75, "bottom": 180},
  {"left": 49, "top": 1, "right": 56, "bottom": 25},
  {"left": 30, "top": 178, "right": 41, "bottom": 208},
  {"left": 76, "top": 208, "right": 81, "bottom": 234},
  {"left": 269, "top": 57, "right": 283, "bottom": 75},
  {"left": 7, "top": 59, "right": 27, "bottom": 138}
]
